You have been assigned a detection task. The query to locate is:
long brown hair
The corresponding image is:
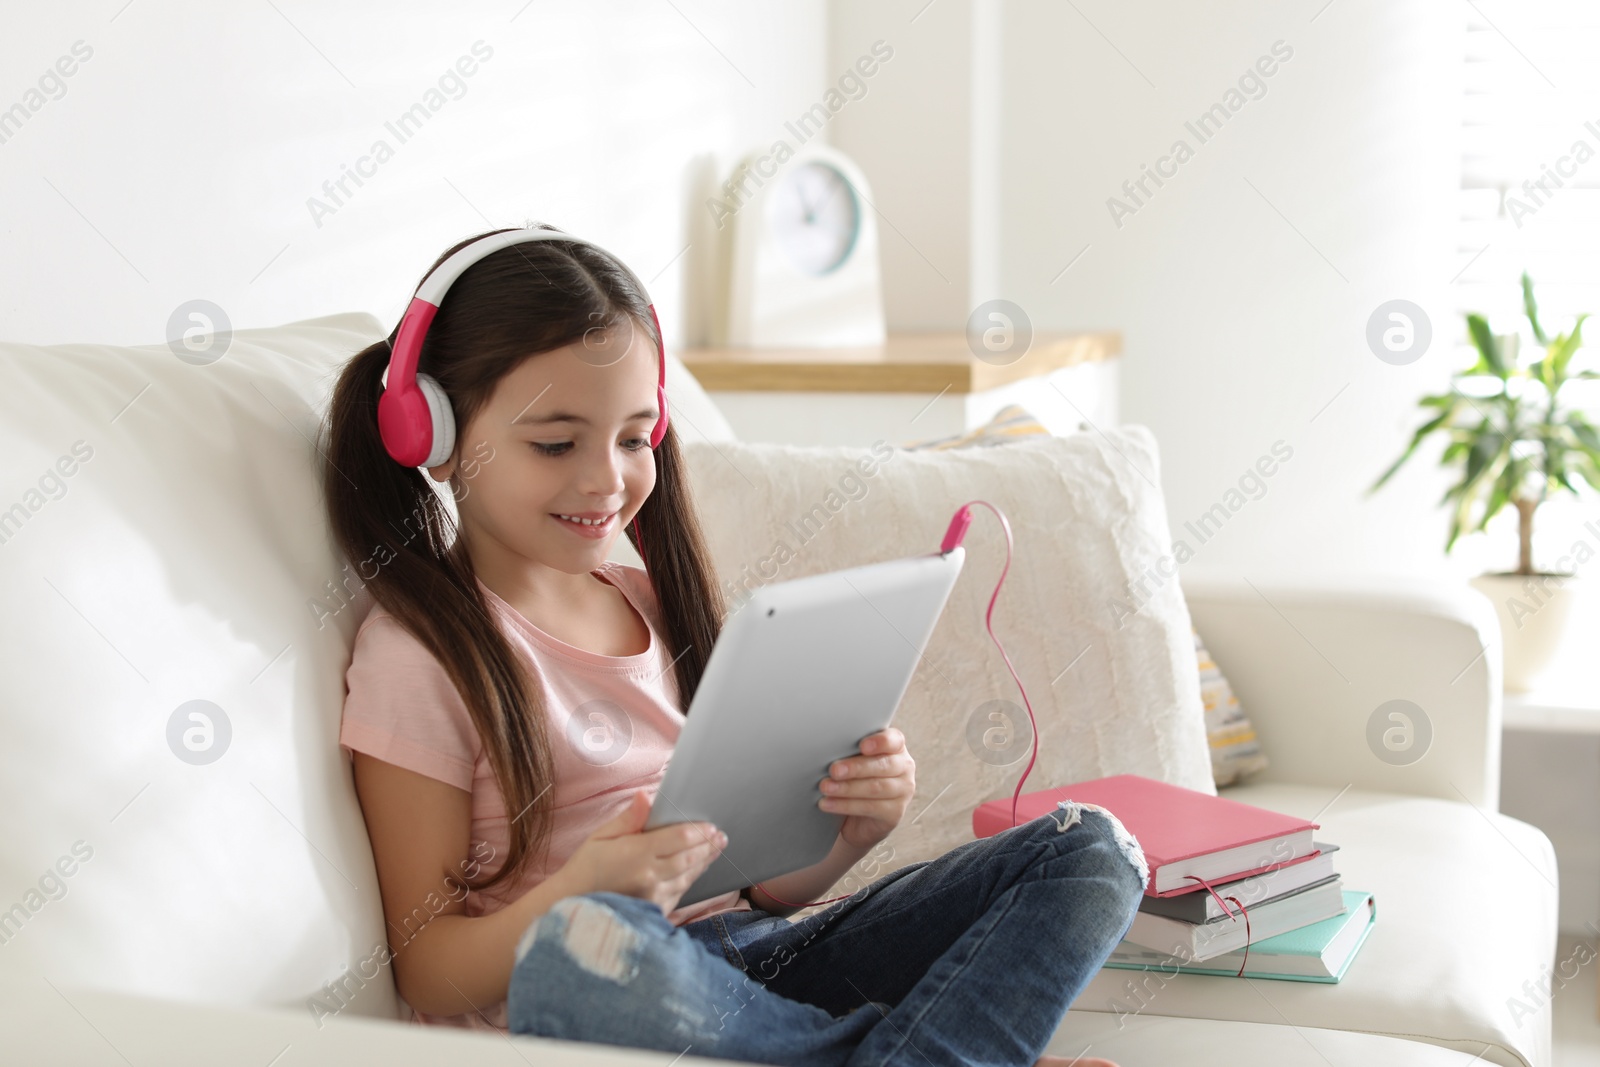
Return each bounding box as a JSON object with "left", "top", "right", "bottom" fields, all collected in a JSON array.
[{"left": 320, "top": 223, "right": 726, "bottom": 894}]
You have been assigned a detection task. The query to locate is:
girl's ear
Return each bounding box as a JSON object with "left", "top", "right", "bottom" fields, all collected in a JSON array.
[{"left": 426, "top": 455, "right": 455, "bottom": 483}]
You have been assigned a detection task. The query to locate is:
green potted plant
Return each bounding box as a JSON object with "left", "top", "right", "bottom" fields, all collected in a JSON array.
[{"left": 1369, "top": 273, "right": 1600, "bottom": 692}]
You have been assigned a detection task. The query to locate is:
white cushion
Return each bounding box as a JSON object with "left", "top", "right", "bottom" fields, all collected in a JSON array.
[
  {"left": 1072, "top": 781, "right": 1558, "bottom": 1067},
  {"left": 0, "top": 312, "right": 404, "bottom": 1016},
  {"left": 680, "top": 430, "right": 1216, "bottom": 870}
]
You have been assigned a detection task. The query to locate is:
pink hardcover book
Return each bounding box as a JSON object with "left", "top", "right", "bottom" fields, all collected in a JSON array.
[{"left": 972, "top": 773, "right": 1321, "bottom": 896}]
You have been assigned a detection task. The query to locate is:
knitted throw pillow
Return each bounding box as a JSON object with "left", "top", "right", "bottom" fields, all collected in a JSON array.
[{"left": 898, "top": 404, "right": 1269, "bottom": 788}]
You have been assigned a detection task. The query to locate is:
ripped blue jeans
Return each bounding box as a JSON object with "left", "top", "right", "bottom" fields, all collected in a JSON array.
[{"left": 506, "top": 801, "right": 1148, "bottom": 1067}]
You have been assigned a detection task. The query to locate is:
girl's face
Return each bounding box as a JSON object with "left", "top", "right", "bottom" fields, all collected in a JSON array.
[{"left": 427, "top": 322, "right": 660, "bottom": 581}]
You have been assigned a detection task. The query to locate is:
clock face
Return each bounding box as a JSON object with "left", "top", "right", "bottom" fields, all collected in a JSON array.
[{"left": 766, "top": 161, "right": 861, "bottom": 276}]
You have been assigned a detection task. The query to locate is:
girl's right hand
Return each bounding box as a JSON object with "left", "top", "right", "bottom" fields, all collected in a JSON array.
[{"left": 556, "top": 788, "right": 728, "bottom": 916}]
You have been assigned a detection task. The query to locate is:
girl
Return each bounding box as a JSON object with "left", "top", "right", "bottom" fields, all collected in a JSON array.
[{"left": 321, "top": 223, "right": 1146, "bottom": 1067}]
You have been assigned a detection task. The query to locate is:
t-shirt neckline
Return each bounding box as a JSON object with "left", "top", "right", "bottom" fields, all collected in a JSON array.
[{"left": 475, "top": 564, "right": 658, "bottom": 670}]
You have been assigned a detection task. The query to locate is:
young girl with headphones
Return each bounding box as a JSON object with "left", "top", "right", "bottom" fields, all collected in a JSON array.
[{"left": 321, "top": 224, "right": 1144, "bottom": 1067}]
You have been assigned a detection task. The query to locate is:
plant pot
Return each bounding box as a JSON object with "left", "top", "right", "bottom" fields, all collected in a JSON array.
[{"left": 1468, "top": 572, "right": 1583, "bottom": 693}]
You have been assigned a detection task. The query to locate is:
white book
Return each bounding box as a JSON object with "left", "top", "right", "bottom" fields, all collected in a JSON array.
[
  {"left": 1105, "top": 890, "right": 1377, "bottom": 983},
  {"left": 1138, "top": 844, "right": 1341, "bottom": 924},
  {"left": 1122, "top": 878, "right": 1346, "bottom": 961}
]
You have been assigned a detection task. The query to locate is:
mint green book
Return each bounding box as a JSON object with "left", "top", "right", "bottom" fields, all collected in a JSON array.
[{"left": 1100, "top": 890, "right": 1375, "bottom": 983}]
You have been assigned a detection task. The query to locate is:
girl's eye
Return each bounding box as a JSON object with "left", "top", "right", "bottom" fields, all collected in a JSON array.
[
  {"left": 529, "top": 439, "right": 650, "bottom": 457},
  {"left": 531, "top": 442, "right": 571, "bottom": 457}
]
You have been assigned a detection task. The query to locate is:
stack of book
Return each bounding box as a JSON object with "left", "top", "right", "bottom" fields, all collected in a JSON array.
[{"left": 973, "top": 773, "right": 1375, "bottom": 983}]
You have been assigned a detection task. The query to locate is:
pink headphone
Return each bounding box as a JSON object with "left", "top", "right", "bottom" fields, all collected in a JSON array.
[{"left": 377, "top": 227, "right": 669, "bottom": 469}]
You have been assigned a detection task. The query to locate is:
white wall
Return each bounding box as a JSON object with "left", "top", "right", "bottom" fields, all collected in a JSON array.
[
  {"left": 992, "top": 0, "right": 1599, "bottom": 930},
  {"left": 13, "top": 0, "right": 1581, "bottom": 589},
  {"left": 832, "top": 0, "right": 1600, "bottom": 596},
  {"left": 826, "top": 0, "right": 973, "bottom": 328},
  {"left": 825, "top": 1, "right": 1596, "bottom": 931},
  {"left": 0, "top": 0, "right": 827, "bottom": 352},
  {"left": 993, "top": 0, "right": 1468, "bottom": 584}
]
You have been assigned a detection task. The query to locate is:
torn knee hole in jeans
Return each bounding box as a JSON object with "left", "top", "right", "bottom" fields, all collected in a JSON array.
[
  {"left": 1051, "top": 799, "right": 1150, "bottom": 891},
  {"left": 515, "top": 896, "right": 646, "bottom": 985}
]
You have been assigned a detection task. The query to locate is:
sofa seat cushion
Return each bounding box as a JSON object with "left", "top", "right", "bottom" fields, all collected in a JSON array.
[
  {"left": 0, "top": 974, "right": 670, "bottom": 1065},
  {"left": 1071, "top": 782, "right": 1559, "bottom": 1067},
  {"left": 1051, "top": 1010, "right": 1505, "bottom": 1066},
  {"left": 0, "top": 971, "right": 1512, "bottom": 1066}
]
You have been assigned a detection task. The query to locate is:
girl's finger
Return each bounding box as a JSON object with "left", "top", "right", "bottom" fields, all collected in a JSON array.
[
  {"left": 828, "top": 775, "right": 903, "bottom": 798},
  {"left": 819, "top": 783, "right": 908, "bottom": 809},
  {"left": 846, "top": 753, "right": 912, "bottom": 779},
  {"left": 865, "top": 728, "right": 903, "bottom": 754}
]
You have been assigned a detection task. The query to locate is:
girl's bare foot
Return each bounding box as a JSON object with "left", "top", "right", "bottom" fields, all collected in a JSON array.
[{"left": 1035, "top": 1055, "right": 1119, "bottom": 1067}]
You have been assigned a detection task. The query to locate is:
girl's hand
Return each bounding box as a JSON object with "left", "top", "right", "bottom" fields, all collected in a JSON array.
[
  {"left": 819, "top": 727, "right": 915, "bottom": 849},
  {"left": 556, "top": 789, "right": 727, "bottom": 917}
]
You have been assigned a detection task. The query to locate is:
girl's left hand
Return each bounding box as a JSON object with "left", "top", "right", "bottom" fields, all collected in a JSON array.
[{"left": 818, "top": 727, "right": 915, "bottom": 849}]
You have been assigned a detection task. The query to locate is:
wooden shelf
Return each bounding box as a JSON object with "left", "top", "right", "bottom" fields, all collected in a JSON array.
[{"left": 677, "top": 330, "right": 1121, "bottom": 394}]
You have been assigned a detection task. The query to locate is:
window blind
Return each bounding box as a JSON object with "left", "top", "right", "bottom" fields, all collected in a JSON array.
[{"left": 1458, "top": 2, "right": 1600, "bottom": 327}]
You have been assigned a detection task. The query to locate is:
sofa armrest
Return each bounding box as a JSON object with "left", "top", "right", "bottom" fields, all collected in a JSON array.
[{"left": 1182, "top": 570, "right": 1504, "bottom": 811}]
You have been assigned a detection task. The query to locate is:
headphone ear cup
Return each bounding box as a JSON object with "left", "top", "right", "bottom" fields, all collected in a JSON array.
[{"left": 415, "top": 372, "right": 456, "bottom": 468}]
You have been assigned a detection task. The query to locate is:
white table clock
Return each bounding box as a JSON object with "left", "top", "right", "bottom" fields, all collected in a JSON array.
[{"left": 722, "top": 143, "right": 886, "bottom": 348}]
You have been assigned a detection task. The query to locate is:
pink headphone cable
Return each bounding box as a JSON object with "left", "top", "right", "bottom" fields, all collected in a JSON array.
[{"left": 755, "top": 499, "right": 1040, "bottom": 912}]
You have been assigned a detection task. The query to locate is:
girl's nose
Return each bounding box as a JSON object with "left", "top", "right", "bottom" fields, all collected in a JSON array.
[{"left": 577, "top": 444, "right": 627, "bottom": 495}]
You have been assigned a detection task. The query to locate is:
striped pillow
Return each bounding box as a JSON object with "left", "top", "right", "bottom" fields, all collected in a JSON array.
[
  {"left": 896, "top": 404, "right": 1269, "bottom": 787},
  {"left": 1195, "top": 629, "right": 1269, "bottom": 786}
]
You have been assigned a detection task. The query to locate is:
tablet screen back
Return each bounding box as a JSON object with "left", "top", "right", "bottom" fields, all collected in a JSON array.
[{"left": 645, "top": 547, "right": 965, "bottom": 908}]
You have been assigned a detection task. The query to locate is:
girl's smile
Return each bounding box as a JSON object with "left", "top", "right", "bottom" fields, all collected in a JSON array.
[{"left": 551, "top": 511, "right": 617, "bottom": 538}]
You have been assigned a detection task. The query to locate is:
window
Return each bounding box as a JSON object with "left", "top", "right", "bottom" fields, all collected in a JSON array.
[{"left": 1457, "top": 2, "right": 1600, "bottom": 334}]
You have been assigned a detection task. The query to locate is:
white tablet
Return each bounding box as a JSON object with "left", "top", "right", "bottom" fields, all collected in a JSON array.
[{"left": 644, "top": 546, "right": 966, "bottom": 908}]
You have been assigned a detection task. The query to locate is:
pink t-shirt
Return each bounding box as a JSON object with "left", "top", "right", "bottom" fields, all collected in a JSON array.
[{"left": 338, "top": 561, "right": 752, "bottom": 1031}]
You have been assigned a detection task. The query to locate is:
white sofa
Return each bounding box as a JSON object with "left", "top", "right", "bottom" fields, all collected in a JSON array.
[{"left": 0, "top": 313, "right": 1557, "bottom": 1066}]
